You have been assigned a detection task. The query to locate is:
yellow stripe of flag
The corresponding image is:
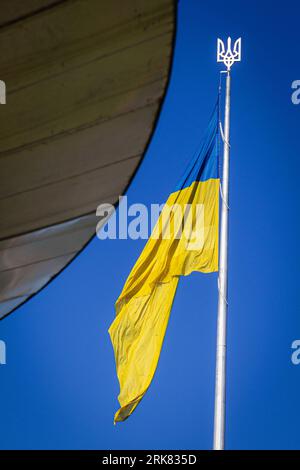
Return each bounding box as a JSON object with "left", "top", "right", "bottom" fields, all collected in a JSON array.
[{"left": 109, "top": 104, "right": 220, "bottom": 422}]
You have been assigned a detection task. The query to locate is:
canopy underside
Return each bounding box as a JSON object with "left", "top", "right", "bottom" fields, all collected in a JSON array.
[{"left": 0, "top": 0, "right": 175, "bottom": 319}]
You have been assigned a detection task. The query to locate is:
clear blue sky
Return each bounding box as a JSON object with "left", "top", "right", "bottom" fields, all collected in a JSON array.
[{"left": 1, "top": 0, "right": 300, "bottom": 450}]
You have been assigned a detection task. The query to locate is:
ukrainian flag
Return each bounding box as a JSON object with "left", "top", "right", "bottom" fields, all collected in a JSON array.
[{"left": 109, "top": 104, "right": 219, "bottom": 422}]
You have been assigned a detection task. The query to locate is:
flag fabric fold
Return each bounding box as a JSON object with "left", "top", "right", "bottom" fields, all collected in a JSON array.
[{"left": 109, "top": 103, "right": 220, "bottom": 422}]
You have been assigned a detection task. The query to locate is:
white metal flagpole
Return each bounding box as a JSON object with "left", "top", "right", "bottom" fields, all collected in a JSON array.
[{"left": 213, "top": 37, "right": 241, "bottom": 450}]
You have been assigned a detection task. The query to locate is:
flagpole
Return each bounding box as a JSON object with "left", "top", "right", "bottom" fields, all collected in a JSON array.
[
  {"left": 213, "top": 69, "right": 230, "bottom": 451},
  {"left": 213, "top": 37, "right": 241, "bottom": 450}
]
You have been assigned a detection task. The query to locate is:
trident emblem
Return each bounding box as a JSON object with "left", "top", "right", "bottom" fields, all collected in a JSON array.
[{"left": 217, "top": 37, "right": 241, "bottom": 71}]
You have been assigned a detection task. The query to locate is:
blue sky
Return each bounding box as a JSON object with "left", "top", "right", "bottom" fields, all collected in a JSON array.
[{"left": 1, "top": 0, "right": 300, "bottom": 450}]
